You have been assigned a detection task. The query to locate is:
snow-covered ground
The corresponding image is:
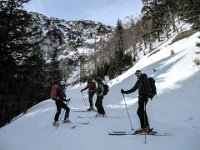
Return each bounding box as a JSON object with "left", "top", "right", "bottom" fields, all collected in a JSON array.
[{"left": 1, "top": 32, "right": 200, "bottom": 150}]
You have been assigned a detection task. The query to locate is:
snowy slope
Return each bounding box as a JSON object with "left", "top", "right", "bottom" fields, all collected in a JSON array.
[{"left": 0, "top": 32, "right": 200, "bottom": 150}]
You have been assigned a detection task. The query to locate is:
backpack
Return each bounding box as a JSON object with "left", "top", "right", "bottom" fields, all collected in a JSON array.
[
  {"left": 148, "top": 77, "right": 157, "bottom": 99},
  {"left": 103, "top": 83, "right": 109, "bottom": 95},
  {"left": 51, "top": 84, "right": 59, "bottom": 101}
]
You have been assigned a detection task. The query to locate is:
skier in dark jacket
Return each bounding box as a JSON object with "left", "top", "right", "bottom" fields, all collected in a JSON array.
[
  {"left": 53, "top": 81, "right": 70, "bottom": 126},
  {"left": 95, "top": 77, "right": 106, "bottom": 117},
  {"left": 81, "top": 78, "right": 96, "bottom": 111},
  {"left": 121, "top": 70, "right": 151, "bottom": 133}
]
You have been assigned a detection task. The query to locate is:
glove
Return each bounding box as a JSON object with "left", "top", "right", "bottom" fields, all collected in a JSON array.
[
  {"left": 66, "top": 98, "right": 71, "bottom": 102},
  {"left": 98, "top": 94, "right": 103, "bottom": 98},
  {"left": 121, "top": 89, "right": 126, "bottom": 94},
  {"left": 63, "top": 98, "right": 70, "bottom": 102}
]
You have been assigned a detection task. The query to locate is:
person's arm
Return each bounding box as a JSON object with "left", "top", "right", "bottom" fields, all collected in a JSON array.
[
  {"left": 81, "top": 84, "right": 89, "bottom": 92},
  {"left": 123, "top": 80, "right": 139, "bottom": 94},
  {"left": 97, "top": 83, "right": 104, "bottom": 97},
  {"left": 99, "top": 83, "right": 104, "bottom": 96}
]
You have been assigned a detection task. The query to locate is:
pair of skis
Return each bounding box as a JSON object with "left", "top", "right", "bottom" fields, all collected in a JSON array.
[
  {"left": 54, "top": 120, "right": 89, "bottom": 129},
  {"left": 74, "top": 109, "right": 119, "bottom": 119},
  {"left": 108, "top": 129, "right": 170, "bottom": 136}
]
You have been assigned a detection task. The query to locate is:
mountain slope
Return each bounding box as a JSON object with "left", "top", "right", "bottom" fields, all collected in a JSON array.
[{"left": 0, "top": 32, "right": 200, "bottom": 150}]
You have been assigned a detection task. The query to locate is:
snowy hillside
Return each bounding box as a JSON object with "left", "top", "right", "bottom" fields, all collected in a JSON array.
[{"left": 0, "top": 31, "right": 200, "bottom": 150}]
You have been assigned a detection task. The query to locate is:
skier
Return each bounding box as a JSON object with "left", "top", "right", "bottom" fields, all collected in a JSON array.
[
  {"left": 52, "top": 81, "right": 70, "bottom": 126},
  {"left": 121, "top": 70, "right": 151, "bottom": 133},
  {"left": 95, "top": 77, "right": 106, "bottom": 117},
  {"left": 81, "top": 78, "right": 96, "bottom": 111}
]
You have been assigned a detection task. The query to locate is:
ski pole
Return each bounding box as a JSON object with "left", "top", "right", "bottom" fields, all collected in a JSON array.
[
  {"left": 144, "top": 101, "right": 147, "bottom": 144},
  {"left": 122, "top": 94, "right": 134, "bottom": 130},
  {"left": 81, "top": 92, "right": 88, "bottom": 109}
]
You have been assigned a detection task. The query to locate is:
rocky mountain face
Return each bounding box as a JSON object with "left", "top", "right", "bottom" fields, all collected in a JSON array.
[{"left": 30, "top": 12, "right": 113, "bottom": 81}]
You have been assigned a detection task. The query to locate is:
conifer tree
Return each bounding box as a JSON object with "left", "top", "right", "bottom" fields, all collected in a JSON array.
[
  {"left": 178, "top": 0, "right": 200, "bottom": 30},
  {"left": 0, "top": 0, "right": 47, "bottom": 126},
  {"left": 47, "top": 48, "right": 62, "bottom": 85},
  {"left": 115, "top": 19, "right": 125, "bottom": 75},
  {"left": 45, "top": 28, "right": 64, "bottom": 85},
  {"left": 141, "top": 0, "right": 179, "bottom": 41},
  {"left": 107, "top": 20, "right": 132, "bottom": 78}
]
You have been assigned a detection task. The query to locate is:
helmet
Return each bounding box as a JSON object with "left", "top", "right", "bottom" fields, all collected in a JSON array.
[{"left": 60, "top": 80, "right": 66, "bottom": 86}]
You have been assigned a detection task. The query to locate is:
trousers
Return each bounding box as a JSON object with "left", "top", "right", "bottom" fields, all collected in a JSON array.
[
  {"left": 95, "top": 96, "right": 105, "bottom": 115},
  {"left": 137, "top": 95, "right": 149, "bottom": 128},
  {"left": 54, "top": 101, "right": 70, "bottom": 121}
]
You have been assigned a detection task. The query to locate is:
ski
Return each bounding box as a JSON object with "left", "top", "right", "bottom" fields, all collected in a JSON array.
[
  {"left": 73, "top": 110, "right": 96, "bottom": 112},
  {"left": 61, "top": 120, "right": 90, "bottom": 125},
  {"left": 61, "top": 125, "right": 77, "bottom": 129},
  {"left": 78, "top": 115, "right": 119, "bottom": 119},
  {"left": 73, "top": 121, "right": 90, "bottom": 125},
  {"left": 73, "top": 110, "right": 89, "bottom": 112},
  {"left": 53, "top": 120, "right": 89, "bottom": 129},
  {"left": 108, "top": 132, "right": 170, "bottom": 136},
  {"left": 137, "top": 132, "right": 170, "bottom": 136},
  {"left": 73, "top": 109, "right": 96, "bottom": 112},
  {"left": 109, "top": 129, "right": 170, "bottom": 136},
  {"left": 69, "top": 125, "right": 77, "bottom": 129},
  {"left": 111, "top": 128, "right": 153, "bottom": 134},
  {"left": 54, "top": 124, "right": 77, "bottom": 129}
]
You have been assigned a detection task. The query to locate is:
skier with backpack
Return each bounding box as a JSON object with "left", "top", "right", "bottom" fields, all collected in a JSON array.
[
  {"left": 121, "top": 70, "right": 152, "bottom": 133},
  {"left": 95, "top": 77, "right": 107, "bottom": 117},
  {"left": 81, "top": 78, "right": 96, "bottom": 111},
  {"left": 51, "top": 81, "right": 71, "bottom": 126}
]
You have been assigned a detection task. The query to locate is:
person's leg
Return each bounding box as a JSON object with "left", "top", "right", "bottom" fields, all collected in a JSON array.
[
  {"left": 95, "top": 96, "right": 100, "bottom": 114},
  {"left": 137, "top": 96, "right": 149, "bottom": 129},
  {"left": 143, "top": 97, "right": 150, "bottom": 131},
  {"left": 88, "top": 92, "right": 95, "bottom": 111},
  {"left": 61, "top": 102, "right": 70, "bottom": 121},
  {"left": 54, "top": 101, "right": 61, "bottom": 121},
  {"left": 98, "top": 97, "right": 105, "bottom": 115},
  {"left": 88, "top": 92, "right": 94, "bottom": 108}
]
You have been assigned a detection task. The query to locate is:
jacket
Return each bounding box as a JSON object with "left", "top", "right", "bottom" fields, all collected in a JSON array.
[
  {"left": 57, "top": 85, "right": 66, "bottom": 101},
  {"left": 81, "top": 81, "right": 96, "bottom": 92},
  {"left": 125, "top": 73, "right": 151, "bottom": 96},
  {"left": 96, "top": 82, "right": 104, "bottom": 97}
]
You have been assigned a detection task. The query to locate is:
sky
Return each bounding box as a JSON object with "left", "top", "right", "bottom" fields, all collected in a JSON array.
[
  {"left": 24, "top": 0, "right": 143, "bottom": 26},
  {"left": 1, "top": 23, "right": 200, "bottom": 150}
]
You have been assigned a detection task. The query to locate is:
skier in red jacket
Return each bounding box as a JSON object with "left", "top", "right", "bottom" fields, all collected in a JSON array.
[
  {"left": 51, "top": 81, "right": 70, "bottom": 126},
  {"left": 81, "top": 78, "right": 96, "bottom": 111}
]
